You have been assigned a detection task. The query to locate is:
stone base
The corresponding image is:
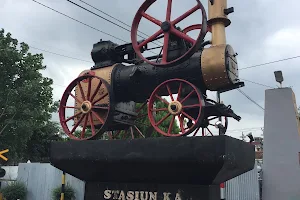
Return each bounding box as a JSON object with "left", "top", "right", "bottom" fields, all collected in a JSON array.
[{"left": 50, "top": 135, "right": 255, "bottom": 185}]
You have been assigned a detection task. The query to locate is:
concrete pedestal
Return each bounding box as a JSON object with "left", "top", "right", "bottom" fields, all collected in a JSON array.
[
  {"left": 262, "top": 88, "right": 300, "bottom": 200},
  {"left": 50, "top": 135, "right": 255, "bottom": 200}
]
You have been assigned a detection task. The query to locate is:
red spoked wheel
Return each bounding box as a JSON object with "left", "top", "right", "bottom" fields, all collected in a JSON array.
[
  {"left": 59, "top": 75, "right": 113, "bottom": 140},
  {"left": 182, "top": 24, "right": 212, "bottom": 34},
  {"left": 148, "top": 79, "right": 204, "bottom": 137},
  {"left": 131, "top": 0, "right": 208, "bottom": 68}
]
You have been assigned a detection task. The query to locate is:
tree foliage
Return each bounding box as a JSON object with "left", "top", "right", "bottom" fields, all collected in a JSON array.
[{"left": 0, "top": 28, "right": 61, "bottom": 164}]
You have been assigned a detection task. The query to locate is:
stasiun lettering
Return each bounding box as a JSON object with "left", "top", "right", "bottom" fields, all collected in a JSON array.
[{"left": 103, "top": 190, "right": 182, "bottom": 200}]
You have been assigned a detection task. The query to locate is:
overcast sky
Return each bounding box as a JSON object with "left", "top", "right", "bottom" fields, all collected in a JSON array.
[{"left": 1, "top": 0, "right": 300, "bottom": 139}]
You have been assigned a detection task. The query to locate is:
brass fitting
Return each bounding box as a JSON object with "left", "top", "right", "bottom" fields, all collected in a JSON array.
[{"left": 208, "top": 0, "right": 233, "bottom": 46}]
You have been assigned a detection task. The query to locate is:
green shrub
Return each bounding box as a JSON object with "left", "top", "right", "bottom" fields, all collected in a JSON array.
[
  {"left": 0, "top": 181, "right": 27, "bottom": 200},
  {"left": 52, "top": 184, "right": 75, "bottom": 200}
]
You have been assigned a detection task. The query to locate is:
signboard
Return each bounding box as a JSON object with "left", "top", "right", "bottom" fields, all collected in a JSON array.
[
  {"left": 84, "top": 182, "right": 220, "bottom": 200},
  {"left": 0, "top": 149, "right": 8, "bottom": 161}
]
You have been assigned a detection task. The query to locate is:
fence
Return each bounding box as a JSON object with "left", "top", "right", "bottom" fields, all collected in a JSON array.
[
  {"left": 17, "top": 163, "right": 84, "bottom": 200},
  {"left": 225, "top": 162, "right": 260, "bottom": 200},
  {"left": 0, "top": 166, "right": 18, "bottom": 188}
]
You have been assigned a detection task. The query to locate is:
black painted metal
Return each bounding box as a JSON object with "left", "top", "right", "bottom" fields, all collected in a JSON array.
[
  {"left": 50, "top": 135, "right": 255, "bottom": 184},
  {"left": 112, "top": 52, "right": 205, "bottom": 102}
]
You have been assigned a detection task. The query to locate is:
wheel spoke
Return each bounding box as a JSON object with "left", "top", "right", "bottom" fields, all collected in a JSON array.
[
  {"left": 166, "top": 0, "right": 172, "bottom": 21},
  {"left": 202, "top": 128, "right": 205, "bottom": 136},
  {"left": 90, "top": 80, "right": 102, "bottom": 102},
  {"left": 138, "top": 29, "right": 164, "bottom": 48},
  {"left": 92, "top": 105, "right": 109, "bottom": 110},
  {"left": 207, "top": 128, "right": 213, "bottom": 136},
  {"left": 180, "top": 90, "right": 195, "bottom": 103},
  {"left": 87, "top": 77, "right": 92, "bottom": 101},
  {"left": 92, "top": 93, "right": 108, "bottom": 105},
  {"left": 130, "top": 127, "right": 135, "bottom": 139},
  {"left": 70, "top": 113, "right": 85, "bottom": 134},
  {"left": 64, "top": 112, "right": 82, "bottom": 123},
  {"left": 155, "top": 113, "right": 171, "bottom": 126},
  {"left": 150, "top": 108, "right": 168, "bottom": 112},
  {"left": 80, "top": 114, "right": 89, "bottom": 138},
  {"left": 182, "top": 111, "right": 196, "bottom": 122},
  {"left": 177, "top": 82, "right": 183, "bottom": 101},
  {"left": 172, "top": 4, "right": 200, "bottom": 25},
  {"left": 192, "top": 126, "right": 201, "bottom": 136},
  {"left": 170, "top": 27, "right": 195, "bottom": 44},
  {"left": 155, "top": 94, "right": 169, "bottom": 105},
  {"left": 136, "top": 101, "right": 148, "bottom": 113},
  {"left": 141, "top": 11, "right": 162, "bottom": 26},
  {"left": 136, "top": 113, "right": 148, "bottom": 119},
  {"left": 89, "top": 113, "right": 96, "bottom": 135},
  {"left": 177, "top": 115, "right": 185, "bottom": 133},
  {"left": 78, "top": 81, "right": 85, "bottom": 101},
  {"left": 69, "top": 92, "right": 83, "bottom": 104},
  {"left": 183, "top": 104, "right": 201, "bottom": 109},
  {"left": 91, "top": 110, "right": 105, "bottom": 124},
  {"left": 134, "top": 125, "right": 145, "bottom": 138},
  {"left": 64, "top": 106, "right": 80, "bottom": 109},
  {"left": 108, "top": 132, "right": 113, "bottom": 140},
  {"left": 166, "top": 84, "right": 174, "bottom": 101},
  {"left": 167, "top": 116, "right": 175, "bottom": 135},
  {"left": 161, "top": 32, "right": 170, "bottom": 64}
]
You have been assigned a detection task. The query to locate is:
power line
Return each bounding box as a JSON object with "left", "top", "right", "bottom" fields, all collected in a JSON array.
[
  {"left": 240, "top": 55, "right": 300, "bottom": 70},
  {"left": 237, "top": 88, "right": 265, "bottom": 111},
  {"left": 66, "top": 0, "right": 162, "bottom": 47},
  {"left": 32, "top": 0, "right": 127, "bottom": 43},
  {"left": 240, "top": 78, "right": 274, "bottom": 89},
  {"left": 78, "top": 0, "right": 149, "bottom": 38},
  {"left": 29, "top": 46, "right": 93, "bottom": 63}
]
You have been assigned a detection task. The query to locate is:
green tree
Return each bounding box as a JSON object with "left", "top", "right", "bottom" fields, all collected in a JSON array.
[{"left": 0, "top": 28, "right": 61, "bottom": 164}]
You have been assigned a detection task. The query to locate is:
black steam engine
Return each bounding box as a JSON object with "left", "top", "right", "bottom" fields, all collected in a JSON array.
[{"left": 58, "top": 0, "right": 244, "bottom": 140}]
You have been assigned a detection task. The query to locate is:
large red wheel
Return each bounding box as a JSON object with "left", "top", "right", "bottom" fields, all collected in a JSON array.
[
  {"left": 59, "top": 75, "right": 113, "bottom": 140},
  {"left": 131, "top": 0, "right": 207, "bottom": 68},
  {"left": 182, "top": 24, "right": 212, "bottom": 34},
  {"left": 148, "top": 79, "right": 204, "bottom": 137}
]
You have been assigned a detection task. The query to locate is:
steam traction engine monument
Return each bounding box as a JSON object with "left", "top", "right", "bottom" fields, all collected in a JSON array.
[{"left": 50, "top": 0, "right": 255, "bottom": 199}]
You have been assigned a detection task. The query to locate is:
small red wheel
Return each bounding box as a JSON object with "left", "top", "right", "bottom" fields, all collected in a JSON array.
[
  {"left": 131, "top": 0, "right": 208, "bottom": 68},
  {"left": 59, "top": 75, "right": 113, "bottom": 140},
  {"left": 148, "top": 79, "right": 204, "bottom": 137},
  {"left": 191, "top": 116, "right": 228, "bottom": 136},
  {"left": 182, "top": 24, "right": 212, "bottom": 34}
]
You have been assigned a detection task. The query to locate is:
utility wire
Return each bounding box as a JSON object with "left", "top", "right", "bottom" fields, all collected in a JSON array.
[
  {"left": 32, "top": 0, "right": 127, "bottom": 43},
  {"left": 237, "top": 88, "right": 265, "bottom": 111},
  {"left": 78, "top": 0, "right": 150, "bottom": 38},
  {"left": 240, "top": 55, "right": 300, "bottom": 70},
  {"left": 240, "top": 78, "right": 274, "bottom": 89},
  {"left": 29, "top": 46, "right": 93, "bottom": 63},
  {"left": 66, "top": 0, "right": 162, "bottom": 47}
]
